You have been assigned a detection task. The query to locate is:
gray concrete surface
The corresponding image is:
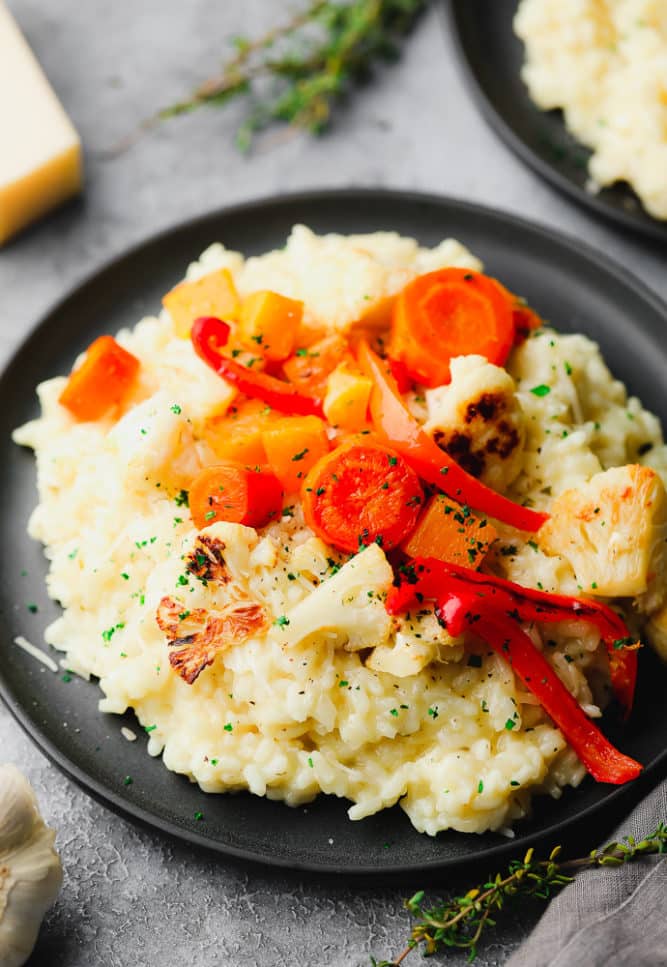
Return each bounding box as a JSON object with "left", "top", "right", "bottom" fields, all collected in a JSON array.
[{"left": 1, "top": 2, "right": 665, "bottom": 965}]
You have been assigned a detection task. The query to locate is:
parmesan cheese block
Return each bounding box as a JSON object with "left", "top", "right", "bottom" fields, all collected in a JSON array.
[{"left": 0, "top": 1, "right": 83, "bottom": 245}]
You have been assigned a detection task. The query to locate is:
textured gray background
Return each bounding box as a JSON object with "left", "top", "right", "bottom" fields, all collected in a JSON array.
[{"left": 2, "top": 2, "right": 666, "bottom": 966}]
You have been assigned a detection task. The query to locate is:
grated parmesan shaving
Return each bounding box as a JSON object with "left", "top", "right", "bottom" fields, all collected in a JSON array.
[
  {"left": 13, "top": 636, "right": 58, "bottom": 672},
  {"left": 121, "top": 727, "right": 137, "bottom": 742}
]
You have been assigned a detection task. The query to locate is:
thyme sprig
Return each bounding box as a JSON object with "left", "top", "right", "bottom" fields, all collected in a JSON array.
[
  {"left": 160, "top": 0, "right": 427, "bottom": 149},
  {"left": 373, "top": 823, "right": 667, "bottom": 965}
]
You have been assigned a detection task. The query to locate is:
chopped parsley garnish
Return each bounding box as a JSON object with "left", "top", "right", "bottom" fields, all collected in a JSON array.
[
  {"left": 292, "top": 448, "right": 309, "bottom": 461},
  {"left": 102, "top": 622, "right": 125, "bottom": 643},
  {"left": 223, "top": 723, "right": 233, "bottom": 732},
  {"left": 170, "top": 404, "right": 182, "bottom": 415},
  {"left": 530, "top": 384, "right": 551, "bottom": 397},
  {"left": 477, "top": 780, "right": 484, "bottom": 794},
  {"left": 174, "top": 489, "right": 189, "bottom": 507},
  {"left": 273, "top": 615, "right": 290, "bottom": 627},
  {"left": 505, "top": 719, "right": 516, "bottom": 731},
  {"left": 26, "top": 603, "right": 38, "bottom": 614}
]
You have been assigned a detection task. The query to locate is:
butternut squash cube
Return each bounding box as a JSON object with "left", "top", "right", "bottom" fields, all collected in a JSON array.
[
  {"left": 163, "top": 268, "right": 240, "bottom": 339},
  {"left": 323, "top": 361, "right": 373, "bottom": 431},
  {"left": 261, "top": 416, "right": 329, "bottom": 494},
  {"left": 402, "top": 495, "right": 497, "bottom": 567},
  {"left": 238, "top": 290, "right": 303, "bottom": 361}
]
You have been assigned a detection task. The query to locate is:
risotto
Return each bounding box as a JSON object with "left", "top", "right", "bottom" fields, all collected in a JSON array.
[
  {"left": 13, "top": 227, "right": 667, "bottom": 836},
  {"left": 515, "top": 0, "right": 667, "bottom": 219}
]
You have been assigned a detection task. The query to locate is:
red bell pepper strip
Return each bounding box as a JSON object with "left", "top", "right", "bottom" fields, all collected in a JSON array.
[
  {"left": 357, "top": 341, "right": 548, "bottom": 533},
  {"left": 387, "top": 561, "right": 642, "bottom": 784},
  {"left": 387, "top": 558, "right": 638, "bottom": 717},
  {"left": 451, "top": 603, "right": 641, "bottom": 784},
  {"left": 191, "top": 316, "right": 324, "bottom": 418}
]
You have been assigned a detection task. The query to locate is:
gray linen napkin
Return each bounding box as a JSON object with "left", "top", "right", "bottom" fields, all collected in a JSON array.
[{"left": 507, "top": 782, "right": 667, "bottom": 967}]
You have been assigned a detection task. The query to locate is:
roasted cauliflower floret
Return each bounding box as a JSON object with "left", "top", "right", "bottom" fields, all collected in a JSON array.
[
  {"left": 540, "top": 464, "right": 667, "bottom": 606},
  {"left": 156, "top": 594, "right": 267, "bottom": 683},
  {"left": 107, "top": 390, "right": 201, "bottom": 492},
  {"left": 366, "top": 613, "right": 464, "bottom": 678},
  {"left": 276, "top": 543, "right": 393, "bottom": 651},
  {"left": 424, "top": 355, "right": 525, "bottom": 492}
]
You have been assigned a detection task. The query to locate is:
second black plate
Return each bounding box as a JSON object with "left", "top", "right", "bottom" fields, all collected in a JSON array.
[
  {"left": 1, "top": 190, "right": 666, "bottom": 875},
  {"left": 447, "top": 0, "right": 667, "bottom": 242}
]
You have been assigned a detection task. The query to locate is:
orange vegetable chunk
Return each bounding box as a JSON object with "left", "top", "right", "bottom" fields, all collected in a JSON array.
[
  {"left": 204, "top": 399, "right": 278, "bottom": 466},
  {"left": 238, "top": 290, "right": 303, "bottom": 361},
  {"left": 323, "top": 359, "right": 373, "bottom": 430},
  {"left": 261, "top": 415, "right": 330, "bottom": 494},
  {"left": 163, "top": 268, "right": 240, "bottom": 338},
  {"left": 301, "top": 441, "right": 423, "bottom": 553},
  {"left": 59, "top": 335, "right": 140, "bottom": 422},
  {"left": 189, "top": 462, "right": 283, "bottom": 530},
  {"left": 402, "top": 494, "right": 497, "bottom": 567},
  {"left": 282, "top": 333, "right": 349, "bottom": 400},
  {"left": 390, "top": 268, "right": 514, "bottom": 388}
]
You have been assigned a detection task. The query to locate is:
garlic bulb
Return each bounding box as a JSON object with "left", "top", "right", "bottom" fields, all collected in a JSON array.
[{"left": 0, "top": 765, "right": 62, "bottom": 967}]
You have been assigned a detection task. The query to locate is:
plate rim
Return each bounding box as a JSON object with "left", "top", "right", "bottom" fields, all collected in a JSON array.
[
  {"left": 444, "top": 0, "right": 667, "bottom": 243},
  {"left": 2, "top": 186, "right": 667, "bottom": 875}
]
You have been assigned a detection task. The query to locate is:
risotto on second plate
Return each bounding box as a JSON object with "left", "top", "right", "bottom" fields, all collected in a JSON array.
[
  {"left": 14, "top": 226, "right": 667, "bottom": 835},
  {"left": 515, "top": 0, "right": 667, "bottom": 219}
]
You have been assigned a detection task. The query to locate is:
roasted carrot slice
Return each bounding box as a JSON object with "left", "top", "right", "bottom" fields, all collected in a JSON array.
[
  {"left": 238, "top": 290, "right": 304, "bottom": 362},
  {"left": 301, "top": 441, "right": 423, "bottom": 553},
  {"left": 261, "top": 415, "right": 330, "bottom": 494},
  {"left": 389, "top": 268, "right": 515, "bottom": 388},
  {"left": 189, "top": 463, "right": 283, "bottom": 530},
  {"left": 402, "top": 494, "right": 497, "bottom": 567},
  {"left": 59, "top": 335, "right": 139, "bottom": 421},
  {"left": 163, "top": 268, "right": 240, "bottom": 338}
]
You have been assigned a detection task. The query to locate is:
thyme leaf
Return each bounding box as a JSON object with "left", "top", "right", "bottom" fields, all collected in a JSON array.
[
  {"left": 160, "top": 0, "right": 427, "bottom": 147},
  {"left": 372, "top": 822, "right": 667, "bottom": 964}
]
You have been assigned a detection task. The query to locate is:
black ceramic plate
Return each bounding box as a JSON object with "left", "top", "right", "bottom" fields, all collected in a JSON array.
[
  {"left": 1, "top": 190, "right": 666, "bottom": 876},
  {"left": 446, "top": 0, "right": 667, "bottom": 242}
]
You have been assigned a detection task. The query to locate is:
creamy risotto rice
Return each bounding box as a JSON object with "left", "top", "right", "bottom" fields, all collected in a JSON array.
[
  {"left": 515, "top": 0, "right": 667, "bottom": 219},
  {"left": 14, "top": 227, "right": 667, "bottom": 835}
]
